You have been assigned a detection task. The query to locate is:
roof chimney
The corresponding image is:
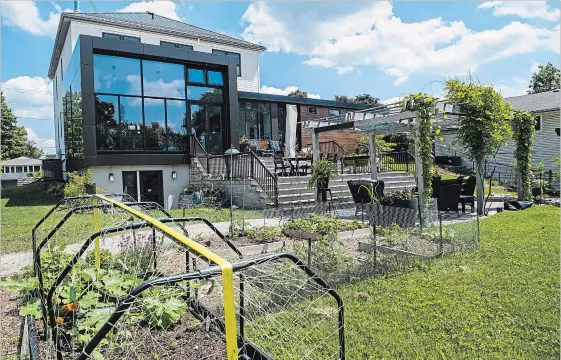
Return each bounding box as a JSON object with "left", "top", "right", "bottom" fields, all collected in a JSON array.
[{"left": 146, "top": 11, "right": 155, "bottom": 19}]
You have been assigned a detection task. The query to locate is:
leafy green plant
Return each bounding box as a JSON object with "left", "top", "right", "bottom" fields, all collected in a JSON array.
[
  {"left": 63, "top": 169, "right": 104, "bottom": 197},
  {"left": 511, "top": 110, "right": 535, "bottom": 200},
  {"left": 380, "top": 188, "right": 416, "bottom": 205},
  {"left": 307, "top": 158, "right": 337, "bottom": 190},
  {"left": 142, "top": 297, "right": 187, "bottom": 329}
]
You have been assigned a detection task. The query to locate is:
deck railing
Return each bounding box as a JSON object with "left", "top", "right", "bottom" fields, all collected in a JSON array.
[
  {"left": 189, "top": 135, "right": 278, "bottom": 205},
  {"left": 305, "top": 140, "right": 347, "bottom": 158}
]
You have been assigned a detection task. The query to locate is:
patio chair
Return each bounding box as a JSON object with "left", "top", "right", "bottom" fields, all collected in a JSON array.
[
  {"left": 458, "top": 175, "right": 476, "bottom": 213},
  {"left": 269, "top": 140, "right": 283, "bottom": 155},
  {"left": 437, "top": 183, "right": 462, "bottom": 212},
  {"left": 326, "top": 153, "right": 338, "bottom": 166},
  {"left": 347, "top": 179, "right": 385, "bottom": 221},
  {"left": 274, "top": 153, "right": 290, "bottom": 177}
]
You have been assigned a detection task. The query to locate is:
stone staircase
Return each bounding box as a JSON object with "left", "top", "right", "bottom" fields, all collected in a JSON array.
[{"left": 258, "top": 157, "right": 417, "bottom": 209}]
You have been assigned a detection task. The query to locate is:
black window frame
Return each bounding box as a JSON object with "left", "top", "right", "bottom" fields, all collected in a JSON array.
[
  {"left": 160, "top": 41, "right": 194, "bottom": 51},
  {"left": 102, "top": 32, "right": 141, "bottom": 43},
  {"left": 93, "top": 52, "right": 226, "bottom": 154},
  {"left": 212, "top": 49, "right": 241, "bottom": 77},
  {"left": 308, "top": 106, "right": 317, "bottom": 115},
  {"left": 329, "top": 109, "right": 341, "bottom": 116},
  {"left": 534, "top": 115, "right": 542, "bottom": 131}
]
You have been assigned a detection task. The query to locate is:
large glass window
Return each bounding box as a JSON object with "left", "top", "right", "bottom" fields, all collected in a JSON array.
[
  {"left": 161, "top": 41, "right": 193, "bottom": 51},
  {"left": 96, "top": 95, "right": 119, "bottom": 150},
  {"left": 239, "top": 101, "right": 271, "bottom": 140},
  {"left": 144, "top": 99, "right": 166, "bottom": 151},
  {"left": 167, "top": 100, "right": 187, "bottom": 151},
  {"left": 94, "top": 55, "right": 142, "bottom": 96},
  {"left": 120, "top": 96, "right": 144, "bottom": 150},
  {"left": 94, "top": 54, "right": 225, "bottom": 153},
  {"left": 188, "top": 86, "right": 223, "bottom": 102},
  {"left": 142, "top": 60, "right": 185, "bottom": 99}
]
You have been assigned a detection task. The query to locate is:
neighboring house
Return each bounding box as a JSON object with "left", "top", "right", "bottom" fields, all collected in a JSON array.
[
  {"left": 48, "top": 11, "right": 363, "bottom": 208},
  {"left": 436, "top": 90, "right": 560, "bottom": 171},
  {"left": 1, "top": 157, "right": 42, "bottom": 187}
]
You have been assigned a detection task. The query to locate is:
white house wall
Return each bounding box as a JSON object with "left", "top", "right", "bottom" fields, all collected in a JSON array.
[
  {"left": 435, "top": 109, "right": 560, "bottom": 170},
  {"left": 90, "top": 164, "right": 190, "bottom": 209},
  {"left": 69, "top": 21, "right": 260, "bottom": 92}
]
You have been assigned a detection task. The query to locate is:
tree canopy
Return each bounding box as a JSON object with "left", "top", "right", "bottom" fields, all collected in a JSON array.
[
  {"left": 334, "top": 93, "right": 381, "bottom": 106},
  {"left": 1, "top": 93, "right": 43, "bottom": 160},
  {"left": 287, "top": 89, "right": 308, "bottom": 98},
  {"left": 528, "top": 62, "right": 560, "bottom": 94}
]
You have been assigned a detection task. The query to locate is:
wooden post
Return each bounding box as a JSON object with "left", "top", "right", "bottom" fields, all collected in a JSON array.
[
  {"left": 312, "top": 131, "right": 320, "bottom": 166},
  {"left": 414, "top": 124, "right": 424, "bottom": 200},
  {"left": 369, "top": 134, "right": 378, "bottom": 180}
]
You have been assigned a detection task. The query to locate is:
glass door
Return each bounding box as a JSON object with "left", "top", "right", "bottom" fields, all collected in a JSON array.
[
  {"left": 139, "top": 171, "right": 163, "bottom": 206},
  {"left": 122, "top": 171, "right": 138, "bottom": 201}
]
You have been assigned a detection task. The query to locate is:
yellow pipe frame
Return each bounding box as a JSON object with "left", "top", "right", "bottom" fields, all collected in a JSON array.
[{"left": 94, "top": 194, "right": 239, "bottom": 360}]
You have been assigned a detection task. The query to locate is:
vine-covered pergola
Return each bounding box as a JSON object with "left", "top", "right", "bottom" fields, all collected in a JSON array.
[
  {"left": 305, "top": 94, "right": 533, "bottom": 215},
  {"left": 303, "top": 98, "right": 469, "bottom": 210}
]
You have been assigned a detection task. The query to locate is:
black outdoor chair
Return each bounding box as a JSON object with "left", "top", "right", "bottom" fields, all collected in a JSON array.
[
  {"left": 437, "top": 184, "right": 462, "bottom": 212},
  {"left": 274, "top": 153, "right": 290, "bottom": 177},
  {"left": 347, "top": 179, "right": 385, "bottom": 221},
  {"left": 458, "top": 175, "right": 476, "bottom": 213}
]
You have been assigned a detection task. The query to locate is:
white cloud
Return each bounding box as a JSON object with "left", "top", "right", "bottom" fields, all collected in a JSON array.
[
  {"left": 118, "top": 1, "right": 183, "bottom": 21},
  {"left": 260, "top": 85, "right": 321, "bottom": 99},
  {"left": 241, "top": 2, "right": 560, "bottom": 85},
  {"left": 1, "top": 1, "right": 71, "bottom": 37},
  {"left": 478, "top": 1, "right": 560, "bottom": 21},
  {"left": 380, "top": 96, "right": 403, "bottom": 105},
  {"left": 25, "top": 127, "right": 56, "bottom": 153},
  {"left": 494, "top": 77, "right": 528, "bottom": 98},
  {"left": 2, "top": 76, "right": 53, "bottom": 121},
  {"left": 336, "top": 66, "right": 353, "bottom": 75}
]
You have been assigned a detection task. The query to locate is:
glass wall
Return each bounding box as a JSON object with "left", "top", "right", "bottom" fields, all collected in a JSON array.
[
  {"left": 93, "top": 54, "right": 224, "bottom": 153},
  {"left": 239, "top": 101, "right": 271, "bottom": 141},
  {"left": 63, "top": 40, "right": 84, "bottom": 160}
]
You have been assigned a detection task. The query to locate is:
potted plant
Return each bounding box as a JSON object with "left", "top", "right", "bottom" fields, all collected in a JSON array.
[
  {"left": 239, "top": 135, "right": 249, "bottom": 152},
  {"left": 381, "top": 188, "right": 418, "bottom": 209},
  {"left": 307, "top": 158, "right": 337, "bottom": 202}
]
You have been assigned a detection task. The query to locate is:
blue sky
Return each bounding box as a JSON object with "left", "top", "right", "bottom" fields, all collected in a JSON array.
[{"left": 1, "top": 1, "right": 560, "bottom": 154}]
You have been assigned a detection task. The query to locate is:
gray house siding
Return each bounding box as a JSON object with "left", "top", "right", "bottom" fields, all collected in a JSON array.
[{"left": 436, "top": 109, "right": 560, "bottom": 171}]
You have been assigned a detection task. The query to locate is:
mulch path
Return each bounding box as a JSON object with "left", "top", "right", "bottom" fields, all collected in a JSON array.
[{"left": 0, "top": 288, "right": 21, "bottom": 357}]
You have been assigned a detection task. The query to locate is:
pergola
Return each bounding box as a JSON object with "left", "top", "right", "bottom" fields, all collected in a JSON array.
[{"left": 303, "top": 99, "right": 472, "bottom": 209}]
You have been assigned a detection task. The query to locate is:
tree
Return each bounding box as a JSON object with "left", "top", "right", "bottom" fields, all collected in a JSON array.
[
  {"left": 334, "top": 95, "right": 351, "bottom": 103},
  {"left": 528, "top": 62, "right": 560, "bottom": 94},
  {"left": 353, "top": 94, "right": 380, "bottom": 106},
  {"left": 444, "top": 78, "right": 513, "bottom": 214},
  {"left": 1, "top": 93, "right": 43, "bottom": 160},
  {"left": 334, "top": 93, "right": 381, "bottom": 106},
  {"left": 287, "top": 89, "right": 308, "bottom": 98}
]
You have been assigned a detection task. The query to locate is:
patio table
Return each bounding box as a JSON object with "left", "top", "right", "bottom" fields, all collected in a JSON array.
[{"left": 286, "top": 156, "right": 313, "bottom": 176}]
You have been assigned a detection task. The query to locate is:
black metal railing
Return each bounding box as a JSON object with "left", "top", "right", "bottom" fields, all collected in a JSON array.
[
  {"left": 379, "top": 151, "right": 415, "bottom": 172},
  {"left": 483, "top": 160, "right": 558, "bottom": 194},
  {"left": 306, "top": 140, "right": 347, "bottom": 158},
  {"left": 189, "top": 135, "right": 278, "bottom": 205}
]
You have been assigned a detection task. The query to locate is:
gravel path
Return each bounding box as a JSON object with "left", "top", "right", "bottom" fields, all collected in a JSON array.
[{"left": 0, "top": 218, "right": 282, "bottom": 277}]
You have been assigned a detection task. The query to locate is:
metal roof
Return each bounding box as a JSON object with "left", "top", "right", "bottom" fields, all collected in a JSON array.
[
  {"left": 1, "top": 157, "right": 42, "bottom": 166},
  {"left": 504, "top": 90, "right": 560, "bottom": 112},
  {"left": 48, "top": 11, "right": 266, "bottom": 78},
  {"left": 238, "top": 91, "right": 371, "bottom": 110}
]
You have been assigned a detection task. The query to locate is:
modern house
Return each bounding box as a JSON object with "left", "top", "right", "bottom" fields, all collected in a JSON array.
[
  {"left": 1, "top": 157, "right": 42, "bottom": 187},
  {"left": 436, "top": 90, "right": 560, "bottom": 171},
  {"left": 48, "top": 11, "right": 368, "bottom": 208}
]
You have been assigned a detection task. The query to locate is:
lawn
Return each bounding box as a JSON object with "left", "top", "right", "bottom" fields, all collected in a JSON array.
[
  {"left": 254, "top": 206, "right": 560, "bottom": 359},
  {"left": 0, "top": 182, "right": 262, "bottom": 254}
]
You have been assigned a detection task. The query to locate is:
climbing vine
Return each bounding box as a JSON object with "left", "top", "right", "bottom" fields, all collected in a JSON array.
[
  {"left": 402, "top": 93, "right": 437, "bottom": 199},
  {"left": 511, "top": 110, "right": 535, "bottom": 200}
]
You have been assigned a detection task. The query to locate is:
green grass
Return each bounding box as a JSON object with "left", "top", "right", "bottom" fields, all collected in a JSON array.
[
  {"left": 251, "top": 206, "right": 560, "bottom": 359},
  {"left": 1, "top": 182, "right": 262, "bottom": 254},
  {"left": 1, "top": 182, "right": 58, "bottom": 254}
]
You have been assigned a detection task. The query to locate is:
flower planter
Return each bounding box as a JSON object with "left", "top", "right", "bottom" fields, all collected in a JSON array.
[{"left": 373, "top": 198, "right": 419, "bottom": 228}]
